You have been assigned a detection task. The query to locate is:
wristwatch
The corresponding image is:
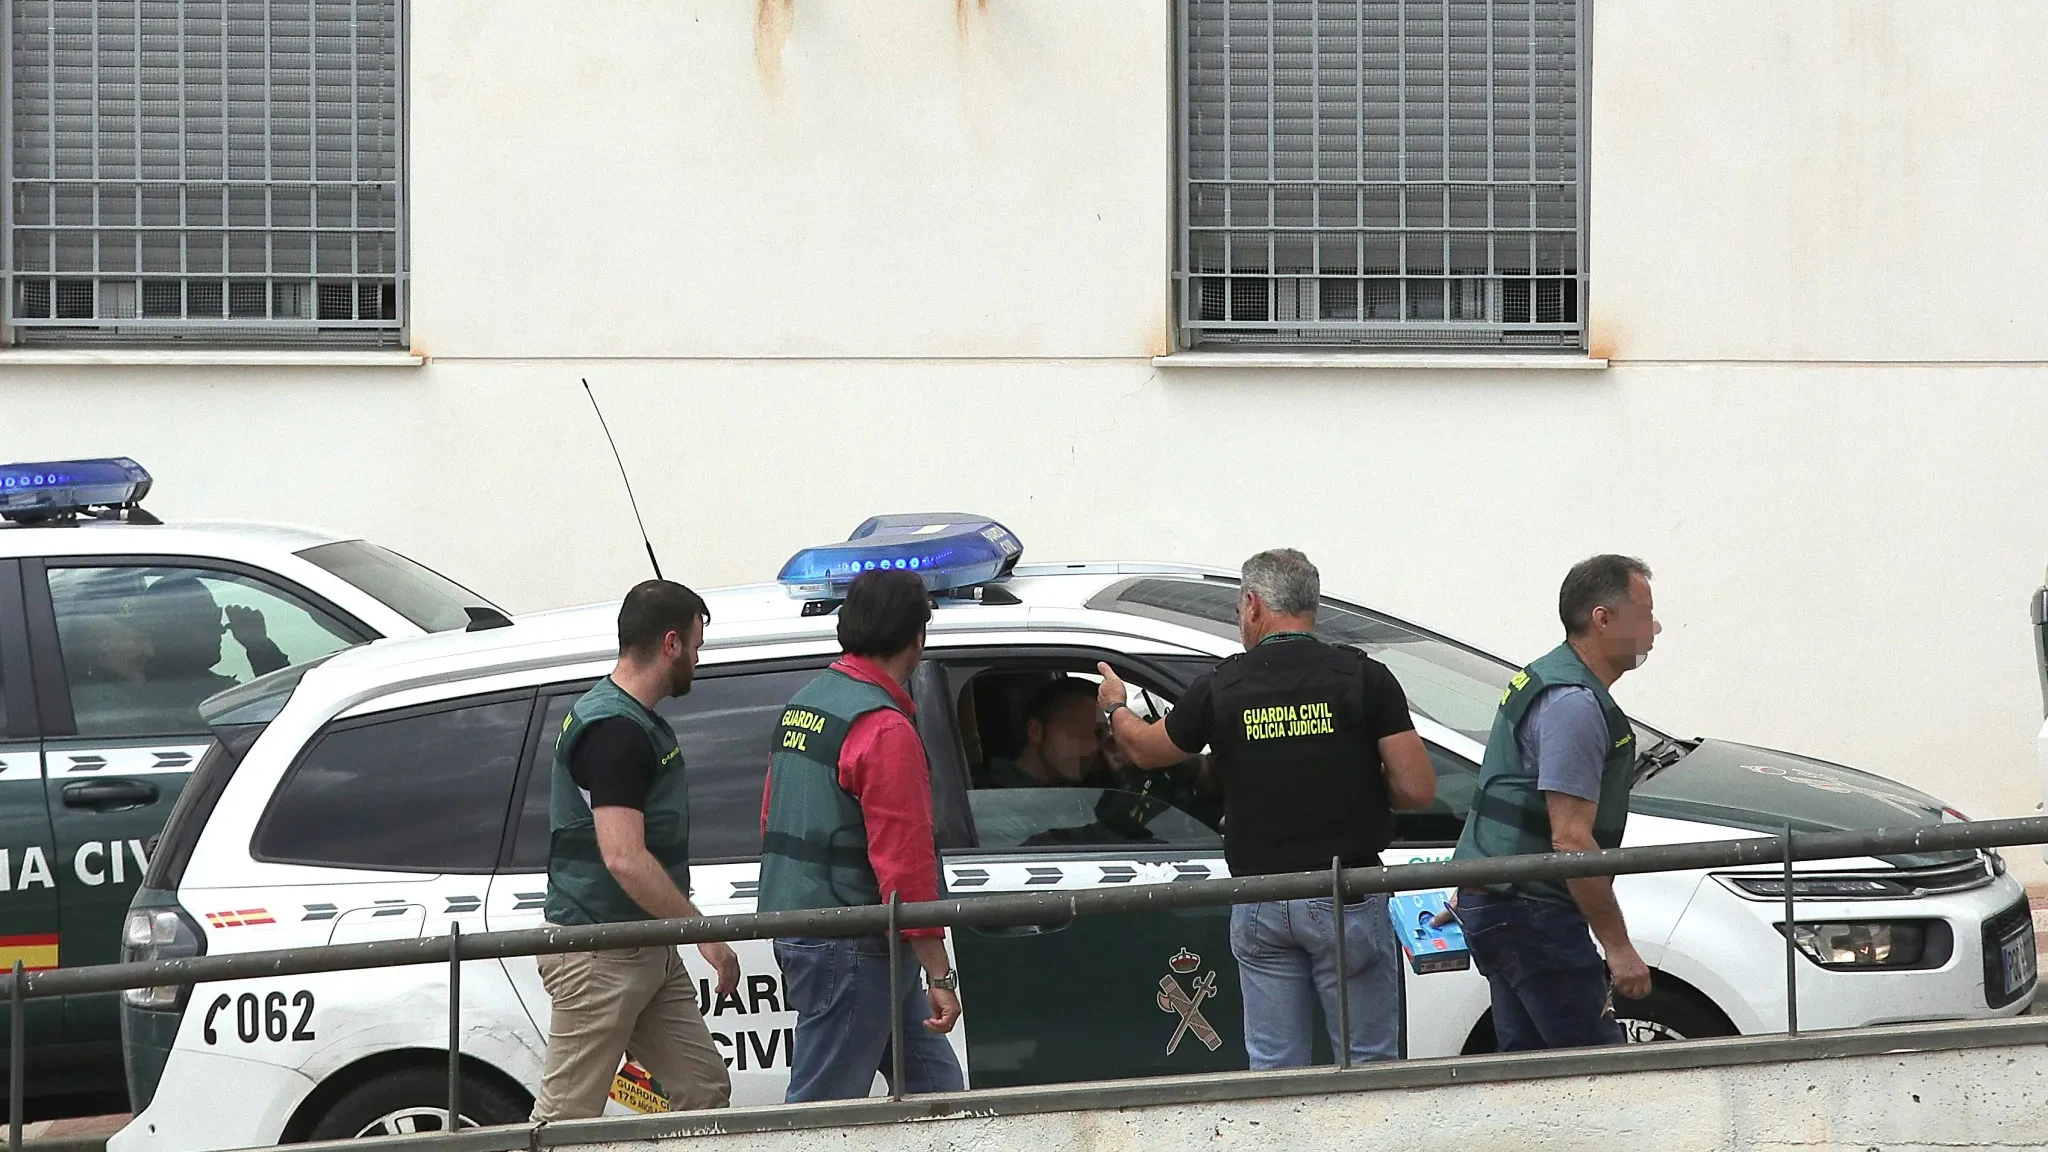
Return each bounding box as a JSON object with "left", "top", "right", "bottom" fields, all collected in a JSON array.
[
  {"left": 927, "top": 969, "right": 959, "bottom": 992},
  {"left": 1104, "top": 701, "right": 1130, "bottom": 721}
]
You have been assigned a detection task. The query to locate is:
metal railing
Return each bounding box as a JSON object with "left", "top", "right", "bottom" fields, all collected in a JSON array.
[{"left": 8, "top": 815, "right": 2048, "bottom": 1152}]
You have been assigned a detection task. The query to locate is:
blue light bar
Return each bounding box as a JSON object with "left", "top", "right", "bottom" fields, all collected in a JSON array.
[
  {"left": 777, "top": 514, "right": 1023, "bottom": 600},
  {"left": 0, "top": 457, "right": 152, "bottom": 522}
]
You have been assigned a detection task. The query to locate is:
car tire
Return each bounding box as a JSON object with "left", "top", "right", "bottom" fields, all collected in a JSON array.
[
  {"left": 1615, "top": 980, "right": 1737, "bottom": 1043},
  {"left": 1460, "top": 977, "right": 1737, "bottom": 1052},
  {"left": 306, "top": 1066, "right": 529, "bottom": 1141}
]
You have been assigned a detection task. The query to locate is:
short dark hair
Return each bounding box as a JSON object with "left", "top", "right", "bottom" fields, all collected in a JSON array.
[
  {"left": 617, "top": 579, "right": 710, "bottom": 657},
  {"left": 1558, "top": 555, "right": 1652, "bottom": 636},
  {"left": 836, "top": 570, "right": 932, "bottom": 658},
  {"left": 1024, "top": 677, "right": 1098, "bottom": 729}
]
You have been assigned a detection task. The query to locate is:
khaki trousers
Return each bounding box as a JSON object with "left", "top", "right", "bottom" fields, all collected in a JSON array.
[{"left": 529, "top": 944, "right": 732, "bottom": 1121}]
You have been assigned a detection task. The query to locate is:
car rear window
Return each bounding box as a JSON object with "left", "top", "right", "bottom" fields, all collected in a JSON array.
[
  {"left": 296, "top": 540, "right": 501, "bottom": 633},
  {"left": 145, "top": 722, "right": 267, "bottom": 890},
  {"left": 255, "top": 693, "right": 532, "bottom": 873}
]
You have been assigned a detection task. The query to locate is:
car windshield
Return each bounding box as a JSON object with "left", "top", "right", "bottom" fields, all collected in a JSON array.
[
  {"left": 1086, "top": 576, "right": 1669, "bottom": 750},
  {"left": 296, "top": 539, "right": 501, "bottom": 633}
]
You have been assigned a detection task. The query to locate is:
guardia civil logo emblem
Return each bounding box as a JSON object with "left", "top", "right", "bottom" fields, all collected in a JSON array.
[{"left": 1156, "top": 948, "right": 1221, "bottom": 1055}]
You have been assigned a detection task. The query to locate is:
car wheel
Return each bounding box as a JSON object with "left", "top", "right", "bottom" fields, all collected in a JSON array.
[
  {"left": 306, "top": 1067, "right": 528, "bottom": 1141},
  {"left": 1615, "top": 981, "right": 1736, "bottom": 1043}
]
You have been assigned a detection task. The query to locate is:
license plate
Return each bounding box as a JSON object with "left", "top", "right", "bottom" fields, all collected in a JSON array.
[{"left": 1999, "top": 925, "right": 2037, "bottom": 997}]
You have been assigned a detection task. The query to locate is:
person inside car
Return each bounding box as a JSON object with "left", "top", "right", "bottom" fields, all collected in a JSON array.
[
  {"left": 140, "top": 575, "right": 289, "bottom": 718},
  {"left": 987, "top": 677, "right": 1116, "bottom": 790}
]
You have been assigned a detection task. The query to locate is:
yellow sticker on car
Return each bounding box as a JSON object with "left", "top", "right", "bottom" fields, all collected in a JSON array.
[{"left": 608, "top": 1061, "right": 669, "bottom": 1114}]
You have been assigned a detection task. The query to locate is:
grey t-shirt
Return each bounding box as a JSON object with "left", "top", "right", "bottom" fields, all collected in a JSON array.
[{"left": 1514, "top": 685, "right": 1608, "bottom": 801}]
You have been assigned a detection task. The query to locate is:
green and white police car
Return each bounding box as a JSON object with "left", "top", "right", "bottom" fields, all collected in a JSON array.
[
  {"left": 0, "top": 458, "right": 505, "bottom": 1104},
  {"left": 113, "top": 516, "right": 2034, "bottom": 1148}
]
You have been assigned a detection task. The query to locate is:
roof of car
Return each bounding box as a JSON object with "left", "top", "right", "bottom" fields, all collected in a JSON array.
[
  {"left": 0, "top": 516, "right": 349, "bottom": 560},
  {"left": 287, "top": 561, "right": 1236, "bottom": 699}
]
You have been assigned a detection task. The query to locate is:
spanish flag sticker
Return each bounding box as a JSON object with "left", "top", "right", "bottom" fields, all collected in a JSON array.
[{"left": 0, "top": 934, "right": 59, "bottom": 972}]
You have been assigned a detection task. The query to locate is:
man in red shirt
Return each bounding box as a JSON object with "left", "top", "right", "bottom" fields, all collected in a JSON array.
[{"left": 757, "top": 569, "right": 963, "bottom": 1101}]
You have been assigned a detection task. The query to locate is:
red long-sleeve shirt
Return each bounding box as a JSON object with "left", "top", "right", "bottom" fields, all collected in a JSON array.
[{"left": 762, "top": 655, "right": 943, "bottom": 939}]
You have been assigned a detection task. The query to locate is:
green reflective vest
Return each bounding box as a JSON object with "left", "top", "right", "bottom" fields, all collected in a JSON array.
[
  {"left": 756, "top": 668, "right": 904, "bottom": 914},
  {"left": 545, "top": 678, "right": 691, "bottom": 925},
  {"left": 1452, "top": 642, "right": 1635, "bottom": 904}
]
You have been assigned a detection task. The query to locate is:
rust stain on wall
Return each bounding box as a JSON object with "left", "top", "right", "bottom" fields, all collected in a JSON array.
[
  {"left": 754, "top": 0, "right": 796, "bottom": 94},
  {"left": 1587, "top": 321, "right": 1619, "bottom": 362},
  {"left": 955, "top": 0, "right": 987, "bottom": 42}
]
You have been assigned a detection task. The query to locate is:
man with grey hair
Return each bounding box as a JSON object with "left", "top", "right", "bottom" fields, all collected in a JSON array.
[
  {"left": 1098, "top": 549, "right": 1436, "bottom": 1069},
  {"left": 1445, "top": 554, "right": 1660, "bottom": 1051}
]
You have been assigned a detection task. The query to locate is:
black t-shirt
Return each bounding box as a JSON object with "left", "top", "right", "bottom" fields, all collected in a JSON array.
[
  {"left": 1164, "top": 635, "right": 1416, "bottom": 875},
  {"left": 570, "top": 717, "right": 659, "bottom": 811},
  {"left": 1166, "top": 645, "right": 1415, "bottom": 753}
]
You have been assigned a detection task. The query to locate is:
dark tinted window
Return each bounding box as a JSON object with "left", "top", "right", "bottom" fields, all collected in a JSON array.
[
  {"left": 1391, "top": 745, "right": 1479, "bottom": 846},
  {"left": 257, "top": 695, "right": 531, "bottom": 872},
  {"left": 509, "top": 667, "right": 823, "bottom": 871},
  {"left": 297, "top": 540, "right": 501, "bottom": 633},
  {"left": 145, "top": 723, "right": 266, "bottom": 889}
]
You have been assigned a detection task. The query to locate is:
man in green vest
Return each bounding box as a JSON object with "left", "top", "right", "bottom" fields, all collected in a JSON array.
[
  {"left": 530, "top": 580, "right": 741, "bottom": 1121},
  {"left": 758, "top": 569, "right": 963, "bottom": 1101},
  {"left": 1447, "top": 555, "right": 1660, "bottom": 1050}
]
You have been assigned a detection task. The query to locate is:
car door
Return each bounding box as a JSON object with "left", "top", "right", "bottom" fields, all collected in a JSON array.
[
  {"left": 924, "top": 644, "right": 1242, "bottom": 1089},
  {"left": 490, "top": 658, "right": 849, "bottom": 1110},
  {"left": 1378, "top": 738, "right": 1494, "bottom": 1057},
  {"left": 23, "top": 558, "right": 367, "bottom": 1051},
  {"left": 0, "top": 559, "right": 65, "bottom": 1093}
]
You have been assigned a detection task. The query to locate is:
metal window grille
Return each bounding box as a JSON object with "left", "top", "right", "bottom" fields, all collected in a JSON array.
[
  {"left": 1178, "top": 0, "right": 1584, "bottom": 349},
  {"left": 4, "top": 0, "right": 403, "bottom": 347}
]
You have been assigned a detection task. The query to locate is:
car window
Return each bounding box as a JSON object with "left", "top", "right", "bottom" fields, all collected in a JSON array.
[
  {"left": 509, "top": 666, "right": 823, "bottom": 872},
  {"left": 295, "top": 540, "right": 501, "bottom": 633},
  {"left": 47, "top": 564, "right": 362, "bottom": 738},
  {"left": 255, "top": 695, "right": 531, "bottom": 873},
  {"left": 1086, "top": 576, "right": 1670, "bottom": 750},
  {"left": 1391, "top": 744, "right": 1479, "bottom": 846},
  {"left": 954, "top": 664, "right": 1223, "bottom": 852}
]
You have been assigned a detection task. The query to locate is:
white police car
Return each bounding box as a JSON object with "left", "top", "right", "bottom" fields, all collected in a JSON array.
[
  {"left": 0, "top": 457, "right": 506, "bottom": 1104},
  {"left": 113, "top": 516, "right": 2035, "bottom": 1148}
]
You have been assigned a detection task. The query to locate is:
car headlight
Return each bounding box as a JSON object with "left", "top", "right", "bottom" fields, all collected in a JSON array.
[
  {"left": 1720, "top": 875, "right": 1908, "bottom": 899},
  {"left": 122, "top": 907, "right": 204, "bottom": 1009},
  {"left": 1780, "top": 921, "right": 1927, "bottom": 968}
]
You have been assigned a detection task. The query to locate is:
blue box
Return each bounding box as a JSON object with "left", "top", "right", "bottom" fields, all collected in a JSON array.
[{"left": 1388, "top": 891, "right": 1471, "bottom": 975}]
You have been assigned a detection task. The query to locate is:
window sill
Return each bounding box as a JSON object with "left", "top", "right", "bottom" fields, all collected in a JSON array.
[
  {"left": 0, "top": 348, "right": 424, "bottom": 368},
  {"left": 1151, "top": 352, "right": 1608, "bottom": 371}
]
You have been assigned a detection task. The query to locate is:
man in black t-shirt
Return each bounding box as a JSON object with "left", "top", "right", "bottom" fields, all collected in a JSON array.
[{"left": 1099, "top": 549, "right": 1436, "bottom": 1069}]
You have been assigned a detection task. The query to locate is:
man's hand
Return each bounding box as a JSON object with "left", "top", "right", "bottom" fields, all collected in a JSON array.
[
  {"left": 698, "top": 941, "right": 740, "bottom": 997},
  {"left": 1606, "top": 942, "right": 1651, "bottom": 1001},
  {"left": 1429, "top": 892, "right": 1458, "bottom": 928},
  {"left": 224, "top": 604, "right": 269, "bottom": 649},
  {"left": 1095, "top": 663, "right": 1128, "bottom": 713},
  {"left": 924, "top": 985, "right": 962, "bottom": 1034}
]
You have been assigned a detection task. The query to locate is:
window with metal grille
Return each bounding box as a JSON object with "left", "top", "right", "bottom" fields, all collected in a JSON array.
[
  {"left": 5, "top": 0, "right": 403, "bottom": 347},
  {"left": 1178, "top": 0, "right": 1583, "bottom": 350}
]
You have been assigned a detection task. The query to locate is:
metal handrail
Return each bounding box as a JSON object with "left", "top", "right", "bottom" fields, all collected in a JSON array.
[{"left": 7, "top": 815, "right": 2045, "bottom": 1148}]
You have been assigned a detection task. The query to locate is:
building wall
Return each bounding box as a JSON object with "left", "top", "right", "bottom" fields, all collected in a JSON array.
[{"left": 3, "top": 2, "right": 2044, "bottom": 851}]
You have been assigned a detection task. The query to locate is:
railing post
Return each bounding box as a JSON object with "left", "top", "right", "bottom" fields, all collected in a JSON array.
[
  {"left": 10, "top": 961, "right": 24, "bottom": 1152},
  {"left": 887, "top": 893, "right": 906, "bottom": 1101},
  {"left": 1331, "top": 857, "right": 1350, "bottom": 1071},
  {"left": 1783, "top": 824, "right": 1798, "bottom": 1036},
  {"left": 447, "top": 924, "right": 462, "bottom": 1129}
]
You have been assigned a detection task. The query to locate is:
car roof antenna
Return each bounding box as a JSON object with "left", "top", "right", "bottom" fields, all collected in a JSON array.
[{"left": 581, "top": 377, "right": 663, "bottom": 581}]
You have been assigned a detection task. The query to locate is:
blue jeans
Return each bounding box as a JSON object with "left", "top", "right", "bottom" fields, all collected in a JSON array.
[
  {"left": 1227, "top": 895, "right": 1401, "bottom": 1069},
  {"left": 1454, "top": 890, "right": 1624, "bottom": 1051},
  {"left": 773, "top": 935, "right": 964, "bottom": 1102}
]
